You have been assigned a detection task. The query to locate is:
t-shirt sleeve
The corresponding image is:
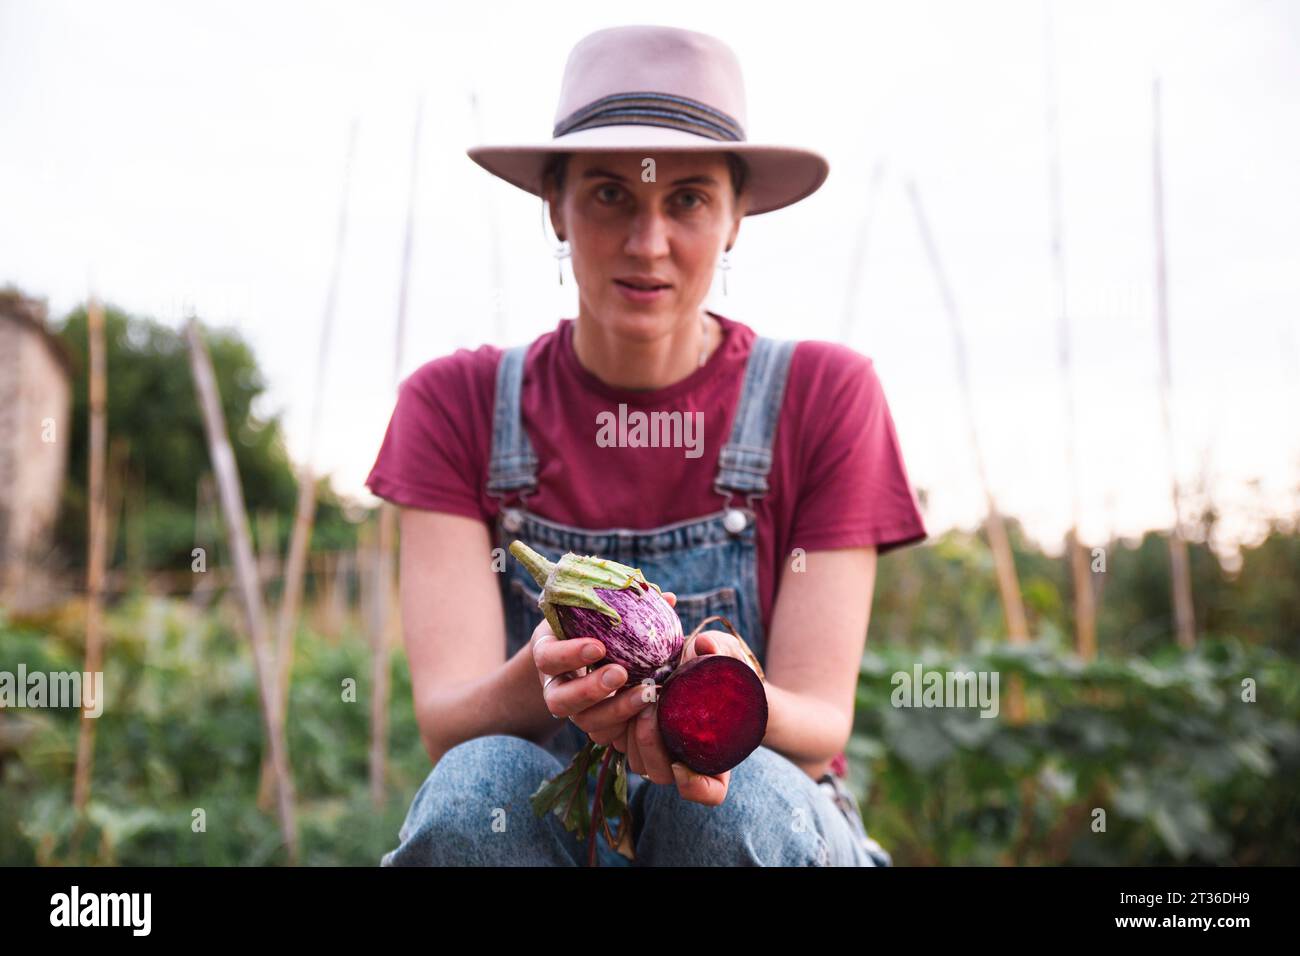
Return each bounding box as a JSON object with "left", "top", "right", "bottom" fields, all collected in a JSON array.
[
  {"left": 789, "top": 347, "right": 928, "bottom": 555},
  {"left": 364, "top": 350, "right": 492, "bottom": 521}
]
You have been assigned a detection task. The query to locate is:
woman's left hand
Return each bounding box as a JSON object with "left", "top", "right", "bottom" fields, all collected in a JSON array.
[
  {"left": 678, "top": 630, "right": 761, "bottom": 674},
  {"left": 626, "top": 697, "right": 730, "bottom": 805},
  {"left": 624, "top": 629, "right": 760, "bottom": 806}
]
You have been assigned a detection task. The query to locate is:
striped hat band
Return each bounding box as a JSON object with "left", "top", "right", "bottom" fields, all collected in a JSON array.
[{"left": 553, "top": 91, "right": 746, "bottom": 143}]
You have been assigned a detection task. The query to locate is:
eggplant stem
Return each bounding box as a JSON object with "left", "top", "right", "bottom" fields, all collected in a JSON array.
[{"left": 508, "top": 540, "right": 555, "bottom": 588}]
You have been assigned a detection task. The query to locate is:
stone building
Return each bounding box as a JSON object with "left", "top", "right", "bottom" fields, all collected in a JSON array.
[{"left": 0, "top": 288, "right": 73, "bottom": 610}]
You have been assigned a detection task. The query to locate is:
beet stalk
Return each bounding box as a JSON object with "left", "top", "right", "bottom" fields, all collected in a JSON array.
[{"left": 511, "top": 544, "right": 768, "bottom": 864}]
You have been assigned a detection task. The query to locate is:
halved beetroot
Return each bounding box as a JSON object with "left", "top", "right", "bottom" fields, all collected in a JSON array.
[{"left": 657, "top": 654, "right": 768, "bottom": 776}]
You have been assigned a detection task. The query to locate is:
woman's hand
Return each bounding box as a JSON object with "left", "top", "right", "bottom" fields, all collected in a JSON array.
[
  {"left": 529, "top": 592, "right": 680, "bottom": 755},
  {"left": 626, "top": 693, "right": 731, "bottom": 805},
  {"left": 678, "top": 629, "right": 761, "bottom": 674},
  {"left": 626, "top": 625, "right": 753, "bottom": 807}
]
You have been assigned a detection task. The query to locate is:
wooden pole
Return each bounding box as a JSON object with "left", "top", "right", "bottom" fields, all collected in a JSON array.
[
  {"left": 275, "top": 476, "right": 316, "bottom": 693},
  {"left": 839, "top": 160, "right": 887, "bottom": 346},
  {"left": 468, "top": 87, "right": 506, "bottom": 342},
  {"left": 256, "top": 119, "right": 358, "bottom": 805},
  {"left": 906, "top": 180, "right": 1029, "bottom": 723},
  {"left": 1152, "top": 77, "right": 1196, "bottom": 649},
  {"left": 370, "top": 508, "right": 394, "bottom": 807},
  {"left": 73, "top": 297, "right": 108, "bottom": 816},
  {"left": 185, "top": 317, "right": 298, "bottom": 861},
  {"left": 1044, "top": 0, "right": 1097, "bottom": 660},
  {"left": 906, "top": 181, "right": 1030, "bottom": 644},
  {"left": 369, "top": 98, "right": 422, "bottom": 807}
]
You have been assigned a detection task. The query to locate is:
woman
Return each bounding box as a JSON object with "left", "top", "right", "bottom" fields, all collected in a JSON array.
[{"left": 368, "top": 25, "right": 927, "bottom": 866}]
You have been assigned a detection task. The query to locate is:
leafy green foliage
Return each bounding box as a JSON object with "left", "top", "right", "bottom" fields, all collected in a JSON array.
[
  {"left": 4, "top": 590, "right": 1296, "bottom": 865},
  {"left": 0, "top": 598, "right": 427, "bottom": 865},
  {"left": 873, "top": 510, "right": 1300, "bottom": 658},
  {"left": 850, "top": 636, "right": 1300, "bottom": 865},
  {"left": 52, "top": 304, "right": 361, "bottom": 574}
]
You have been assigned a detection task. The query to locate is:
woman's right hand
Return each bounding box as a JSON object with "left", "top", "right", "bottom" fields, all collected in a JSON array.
[{"left": 530, "top": 592, "right": 679, "bottom": 753}]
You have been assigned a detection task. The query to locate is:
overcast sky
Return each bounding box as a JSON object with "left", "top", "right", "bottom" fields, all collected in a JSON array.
[{"left": 2, "top": 0, "right": 1297, "bottom": 562}]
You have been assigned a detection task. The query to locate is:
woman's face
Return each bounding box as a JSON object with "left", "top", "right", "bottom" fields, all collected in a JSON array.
[{"left": 546, "top": 151, "right": 745, "bottom": 339}]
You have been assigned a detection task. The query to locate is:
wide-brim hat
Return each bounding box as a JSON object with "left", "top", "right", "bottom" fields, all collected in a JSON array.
[{"left": 466, "top": 24, "right": 830, "bottom": 217}]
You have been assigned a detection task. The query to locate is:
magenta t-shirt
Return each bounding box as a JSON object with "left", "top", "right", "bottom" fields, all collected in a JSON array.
[{"left": 368, "top": 309, "right": 927, "bottom": 633}]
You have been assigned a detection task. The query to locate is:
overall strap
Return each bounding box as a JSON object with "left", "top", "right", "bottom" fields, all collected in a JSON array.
[
  {"left": 714, "top": 336, "right": 798, "bottom": 501},
  {"left": 486, "top": 343, "right": 538, "bottom": 500}
]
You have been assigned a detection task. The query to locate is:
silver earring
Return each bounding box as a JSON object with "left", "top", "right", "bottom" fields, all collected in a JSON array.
[
  {"left": 541, "top": 198, "right": 571, "bottom": 286},
  {"left": 555, "top": 239, "right": 570, "bottom": 286},
  {"left": 719, "top": 250, "right": 731, "bottom": 296}
]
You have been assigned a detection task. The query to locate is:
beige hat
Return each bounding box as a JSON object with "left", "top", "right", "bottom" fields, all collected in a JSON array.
[{"left": 466, "top": 24, "right": 830, "bottom": 216}]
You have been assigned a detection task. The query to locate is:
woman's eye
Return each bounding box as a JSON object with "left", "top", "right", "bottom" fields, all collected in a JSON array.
[
  {"left": 596, "top": 184, "right": 624, "bottom": 203},
  {"left": 675, "top": 191, "right": 706, "bottom": 210}
]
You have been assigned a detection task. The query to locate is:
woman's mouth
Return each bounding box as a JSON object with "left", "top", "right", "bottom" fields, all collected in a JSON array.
[{"left": 613, "top": 278, "right": 671, "bottom": 303}]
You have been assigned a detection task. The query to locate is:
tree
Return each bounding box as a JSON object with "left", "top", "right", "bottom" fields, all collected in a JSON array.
[{"left": 54, "top": 303, "right": 361, "bottom": 575}]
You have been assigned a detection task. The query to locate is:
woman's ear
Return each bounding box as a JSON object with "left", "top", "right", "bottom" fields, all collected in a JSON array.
[
  {"left": 725, "top": 214, "right": 743, "bottom": 254},
  {"left": 543, "top": 183, "right": 566, "bottom": 241},
  {"left": 731, "top": 187, "right": 750, "bottom": 224}
]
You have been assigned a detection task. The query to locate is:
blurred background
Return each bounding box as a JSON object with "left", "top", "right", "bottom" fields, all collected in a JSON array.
[{"left": 0, "top": 0, "right": 1297, "bottom": 865}]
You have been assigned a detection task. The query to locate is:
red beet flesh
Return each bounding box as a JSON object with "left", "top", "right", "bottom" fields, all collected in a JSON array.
[{"left": 656, "top": 655, "right": 768, "bottom": 776}]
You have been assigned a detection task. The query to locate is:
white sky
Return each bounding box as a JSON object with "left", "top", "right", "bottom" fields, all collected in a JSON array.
[{"left": 2, "top": 0, "right": 1297, "bottom": 560}]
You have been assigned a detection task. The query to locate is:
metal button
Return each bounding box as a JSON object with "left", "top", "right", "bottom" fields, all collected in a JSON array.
[
  {"left": 723, "top": 508, "right": 748, "bottom": 534},
  {"left": 502, "top": 508, "right": 524, "bottom": 533}
]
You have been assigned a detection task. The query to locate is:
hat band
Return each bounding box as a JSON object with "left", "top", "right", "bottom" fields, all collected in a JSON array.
[{"left": 553, "top": 91, "right": 745, "bottom": 142}]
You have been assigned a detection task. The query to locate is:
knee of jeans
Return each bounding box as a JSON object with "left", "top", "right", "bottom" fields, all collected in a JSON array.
[
  {"left": 401, "top": 735, "right": 559, "bottom": 842},
  {"left": 435, "top": 734, "right": 554, "bottom": 777},
  {"left": 638, "top": 746, "right": 830, "bottom": 865}
]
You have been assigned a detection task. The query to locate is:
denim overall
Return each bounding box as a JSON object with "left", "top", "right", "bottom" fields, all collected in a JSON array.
[{"left": 481, "top": 333, "right": 892, "bottom": 866}]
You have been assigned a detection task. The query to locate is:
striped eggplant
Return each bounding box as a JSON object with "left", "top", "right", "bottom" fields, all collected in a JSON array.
[{"left": 508, "top": 540, "right": 684, "bottom": 684}]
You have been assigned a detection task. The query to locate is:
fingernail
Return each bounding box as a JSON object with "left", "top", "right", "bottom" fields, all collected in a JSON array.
[
  {"left": 583, "top": 643, "right": 603, "bottom": 662},
  {"left": 601, "top": 667, "right": 624, "bottom": 689},
  {"left": 671, "top": 763, "right": 690, "bottom": 786},
  {"left": 639, "top": 703, "right": 655, "bottom": 720}
]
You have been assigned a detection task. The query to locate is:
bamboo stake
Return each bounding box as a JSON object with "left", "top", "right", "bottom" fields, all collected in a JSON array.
[
  {"left": 185, "top": 317, "right": 298, "bottom": 861},
  {"left": 906, "top": 181, "right": 1029, "bottom": 724},
  {"left": 274, "top": 475, "right": 315, "bottom": 679},
  {"left": 468, "top": 87, "right": 506, "bottom": 342},
  {"left": 72, "top": 297, "right": 108, "bottom": 817},
  {"left": 370, "top": 508, "right": 394, "bottom": 807},
  {"left": 1152, "top": 77, "right": 1196, "bottom": 649},
  {"left": 1044, "top": 0, "right": 1097, "bottom": 659},
  {"left": 839, "top": 160, "right": 887, "bottom": 346},
  {"left": 905, "top": 180, "right": 1031, "bottom": 645},
  {"left": 257, "top": 119, "right": 358, "bottom": 804},
  {"left": 370, "top": 98, "right": 422, "bottom": 806}
]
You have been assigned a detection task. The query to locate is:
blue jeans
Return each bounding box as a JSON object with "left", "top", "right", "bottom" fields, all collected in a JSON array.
[{"left": 380, "top": 734, "right": 881, "bottom": 867}]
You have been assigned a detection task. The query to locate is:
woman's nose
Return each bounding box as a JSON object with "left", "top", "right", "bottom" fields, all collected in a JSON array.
[{"left": 623, "top": 209, "right": 672, "bottom": 258}]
